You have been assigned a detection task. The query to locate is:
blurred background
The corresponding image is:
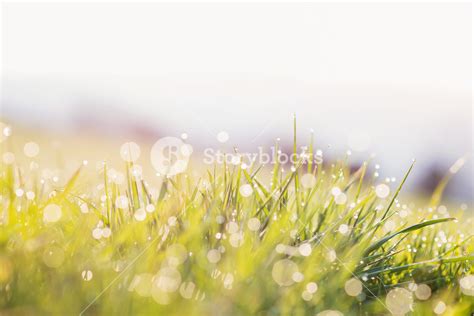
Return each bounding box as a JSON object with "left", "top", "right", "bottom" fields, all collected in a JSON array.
[{"left": 1, "top": 2, "right": 472, "bottom": 200}]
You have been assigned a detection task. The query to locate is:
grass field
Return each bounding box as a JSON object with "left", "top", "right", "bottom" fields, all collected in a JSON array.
[{"left": 0, "top": 121, "right": 473, "bottom": 315}]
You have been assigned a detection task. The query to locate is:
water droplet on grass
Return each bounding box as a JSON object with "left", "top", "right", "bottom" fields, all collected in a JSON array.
[
  {"left": 247, "top": 217, "right": 261, "bottom": 231},
  {"left": 375, "top": 184, "right": 390, "bottom": 198},
  {"left": 298, "top": 243, "right": 312, "bottom": 257},
  {"left": 301, "top": 290, "right": 312, "bottom": 301},
  {"left": 335, "top": 193, "right": 347, "bottom": 205},
  {"left": 338, "top": 224, "right": 349, "bottom": 235},
  {"left": 460, "top": 275, "right": 474, "bottom": 296},
  {"left": 43, "top": 204, "right": 62, "bottom": 223},
  {"left": 306, "top": 282, "right": 318, "bottom": 293},
  {"left": 179, "top": 281, "right": 195, "bottom": 299},
  {"left": 331, "top": 187, "right": 341, "bottom": 196},
  {"left": 344, "top": 278, "right": 363, "bottom": 296},
  {"left": 102, "top": 227, "right": 112, "bottom": 238},
  {"left": 415, "top": 284, "right": 431, "bottom": 300},
  {"left": 82, "top": 270, "right": 93, "bottom": 281},
  {"left": 292, "top": 272, "right": 304, "bottom": 282},
  {"left": 80, "top": 203, "right": 89, "bottom": 214},
  {"left": 23, "top": 142, "right": 40, "bottom": 158},
  {"left": 386, "top": 288, "right": 413, "bottom": 315},
  {"left": 92, "top": 228, "right": 103, "bottom": 240},
  {"left": 433, "top": 301, "right": 446, "bottom": 314},
  {"left": 207, "top": 249, "right": 221, "bottom": 263},
  {"left": 239, "top": 184, "right": 253, "bottom": 197},
  {"left": 134, "top": 208, "right": 147, "bottom": 221},
  {"left": 272, "top": 259, "right": 298, "bottom": 286},
  {"left": 229, "top": 232, "right": 244, "bottom": 247},
  {"left": 326, "top": 249, "right": 337, "bottom": 263},
  {"left": 153, "top": 267, "right": 181, "bottom": 293},
  {"left": 26, "top": 191, "right": 35, "bottom": 200}
]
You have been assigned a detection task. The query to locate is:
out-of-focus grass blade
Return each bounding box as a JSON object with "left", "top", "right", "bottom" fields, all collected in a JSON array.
[{"left": 430, "top": 156, "right": 467, "bottom": 208}]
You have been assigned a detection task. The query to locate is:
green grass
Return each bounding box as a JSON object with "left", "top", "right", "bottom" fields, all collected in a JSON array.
[{"left": 0, "top": 123, "right": 473, "bottom": 315}]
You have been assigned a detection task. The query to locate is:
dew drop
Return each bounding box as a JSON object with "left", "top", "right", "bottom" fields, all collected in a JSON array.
[
  {"left": 326, "top": 249, "right": 337, "bottom": 263},
  {"left": 207, "top": 249, "right": 221, "bottom": 263},
  {"left": 102, "top": 227, "right": 112, "bottom": 238},
  {"left": 292, "top": 272, "right": 304, "bottom": 282},
  {"left": 179, "top": 281, "right": 195, "bottom": 299},
  {"left": 229, "top": 232, "right": 244, "bottom": 248},
  {"left": 415, "top": 284, "right": 431, "bottom": 300},
  {"left": 338, "top": 224, "right": 349, "bottom": 235},
  {"left": 92, "top": 228, "right": 103, "bottom": 240},
  {"left": 298, "top": 243, "right": 312, "bottom": 257},
  {"left": 331, "top": 187, "right": 341, "bottom": 196},
  {"left": 43, "top": 204, "right": 62, "bottom": 223},
  {"left": 168, "top": 216, "right": 177, "bottom": 226},
  {"left": 145, "top": 204, "right": 155, "bottom": 213},
  {"left": 306, "top": 282, "right": 318, "bottom": 294},
  {"left": 247, "top": 217, "right": 261, "bottom": 231},
  {"left": 82, "top": 270, "right": 93, "bottom": 281},
  {"left": 344, "top": 278, "right": 363, "bottom": 296},
  {"left": 272, "top": 259, "right": 299, "bottom": 286},
  {"left": 23, "top": 142, "right": 40, "bottom": 158},
  {"left": 301, "top": 290, "right": 312, "bottom": 301},
  {"left": 386, "top": 288, "right": 413, "bottom": 315},
  {"left": 134, "top": 208, "right": 147, "bottom": 222},
  {"left": 375, "top": 184, "right": 390, "bottom": 199},
  {"left": 26, "top": 191, "right": 35, "bottom": 200},
  {"left": 239, "top": 184, "right": 253, "bottom": 197},
  {"left": 460, "top": 274, "right": 474, "bottom": 296},
  {"left": 433, "top": 301, "right": 446, "bottom": 314},
  {"left": 226, "top": 221, "right": 239, "bottom": 234},
  {"left": 153, "top": 267, "right": 181, "bottom": 293},
  {"left": 80, "top": 203, "right": 89, "bottom": 214},
  {"left": 223, "top": 273, "right": 234, "bottom": 289},
  {"left": 335, "top": 193, "right": 347, "bottom": 205}
]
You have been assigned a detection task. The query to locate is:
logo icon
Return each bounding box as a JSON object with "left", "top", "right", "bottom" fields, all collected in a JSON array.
[{"left": 150, "top": 137, "right": 192, "bottom": 176}]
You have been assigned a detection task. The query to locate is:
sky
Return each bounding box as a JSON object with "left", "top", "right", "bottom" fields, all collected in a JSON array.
[{"left": 1, "top": 2, "right": 473, "bottom": 198}]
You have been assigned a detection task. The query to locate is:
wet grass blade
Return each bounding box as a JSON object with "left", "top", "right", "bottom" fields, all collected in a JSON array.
[{"left": 363, "top": 217, "right": 455, "bottom": 257}]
